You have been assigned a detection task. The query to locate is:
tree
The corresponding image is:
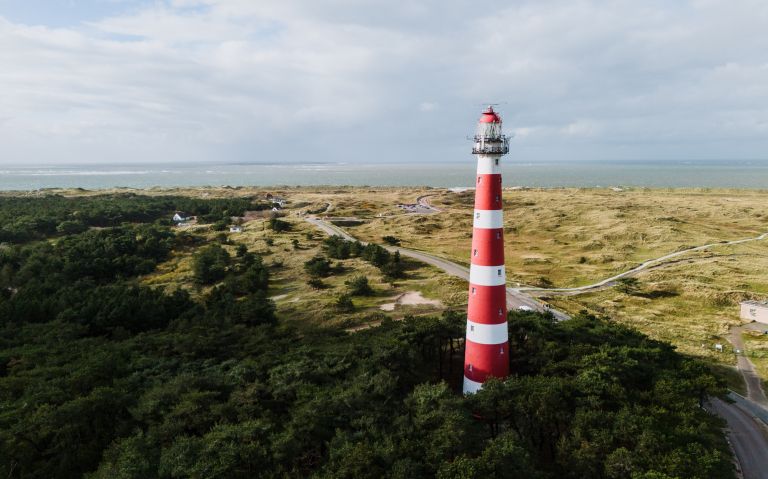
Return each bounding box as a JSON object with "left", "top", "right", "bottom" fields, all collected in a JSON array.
[
  {"left": 56, "top": 220, "right": 88, "bottom": 235},
  {"left": 304, "top": 256, "right": 332, "bottom": 278},
  {"left": 382, "top": 235, "right": 401, "bottom": 246},
  {"left": 193, "top": 244, "right": 231, "bottom": 284},
  {"left": 335, "top": 294, "right": 354, "bottom": 312},
  {"left": 269, "top": 218, "right": 290, "bottom": 233},
  {"left": 345, "top": 275, "right": 373, "bottom": 296}
]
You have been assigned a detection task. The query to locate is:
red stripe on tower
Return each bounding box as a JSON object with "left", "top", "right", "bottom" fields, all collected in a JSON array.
[{"left": 463, "top": 106, "right": 511, "bottom": 394}]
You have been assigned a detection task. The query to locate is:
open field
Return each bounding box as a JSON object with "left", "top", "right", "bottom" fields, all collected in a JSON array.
[
  {"left": 30, "top": 186, "right": 768, "bottom": 375},
  {"left": 546, "top": 241, "right": 768, "bottom": 362},
  {"left": 140, "top": 206, "right": 466, "bottom": 330}
]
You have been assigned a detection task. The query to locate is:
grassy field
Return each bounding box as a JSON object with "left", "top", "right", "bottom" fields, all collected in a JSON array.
[
  {"left": 546, "top": 241, "right": 768, "bottom": 362},
  {"left": 44, "top": 185, "right": 768, "bottom": 378},
  {"left": 339, "top": 188, "right": 768, "bottom": 288},
  {"left": 141, "top": 208, "right": 466, "bottom": 330}
]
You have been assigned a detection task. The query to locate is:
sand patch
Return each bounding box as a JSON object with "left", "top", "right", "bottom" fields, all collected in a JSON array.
[{"left": 380, "top": 291, "right": 443, "bottom": 311}]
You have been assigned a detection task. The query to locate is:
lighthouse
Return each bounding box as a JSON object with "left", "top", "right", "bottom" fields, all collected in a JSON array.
[{"left": 463, "top": 106, "right": 511, "bottom": 394}]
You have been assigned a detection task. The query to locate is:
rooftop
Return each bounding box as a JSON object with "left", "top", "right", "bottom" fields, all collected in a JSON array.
[{"left": 741, "top": 300, "right": 768, "bottom": 307}]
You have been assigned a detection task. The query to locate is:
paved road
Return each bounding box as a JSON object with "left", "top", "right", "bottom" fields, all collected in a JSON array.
[
  {"left": 709, "top": 398, "right": 768, "bottom": 479},
  {"left": 415, "top": 194, "right": 442, "bottom": 213}
]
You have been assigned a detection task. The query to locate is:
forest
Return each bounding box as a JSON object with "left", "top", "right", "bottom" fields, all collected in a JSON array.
[{"left": 0, "top": 194, "right": 734, "bottom": 478}]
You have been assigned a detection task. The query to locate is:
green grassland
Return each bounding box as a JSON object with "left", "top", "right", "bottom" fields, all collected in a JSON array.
[
  {"left": 38, "top": 185, "right": 768, "bottom": 376},
  {"left": 300, "top": 187, "right": 768, "bottom": 370},
  {"left": 141, "top": 208, "right": 466, "bottom": 330}
]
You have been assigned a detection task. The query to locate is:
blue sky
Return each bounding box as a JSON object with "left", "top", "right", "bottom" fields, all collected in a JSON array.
[{"left": 1, "top": 0, "right": 767, "bottom": 165}]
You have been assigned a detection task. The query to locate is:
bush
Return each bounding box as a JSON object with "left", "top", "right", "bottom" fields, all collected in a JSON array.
[
  {"left": 307, "top": 278, "right": 326, "bottom": 290},
  {"left": 345, "top": 275, "right": 373, "bottom": 296},
  {"left": 56, "top": 220, "right": 88, "bottom": 235},
  {"left": 382, "top": 235, "right": 401, "bottom": 246},
  {"left": 304, "top": 255, "right": 332, "bottom": 278},
  {"left": 615, "top": 277, "right": 641, "bottom": 295},
  {"left": 335, "top": 294, "right": 354, "bottom": 312},
  {"left": 269, "top": 218, "right": 290, "bottom": 232}
]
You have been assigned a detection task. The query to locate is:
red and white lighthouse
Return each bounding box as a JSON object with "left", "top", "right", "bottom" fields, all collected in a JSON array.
[{"left": 463, "top": 106, "right": 511, "bottom": 394}]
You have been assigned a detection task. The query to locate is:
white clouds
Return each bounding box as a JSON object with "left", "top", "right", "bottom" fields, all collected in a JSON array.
[{"left": 0, "top": 0, "right": 767, "bottom": 164}]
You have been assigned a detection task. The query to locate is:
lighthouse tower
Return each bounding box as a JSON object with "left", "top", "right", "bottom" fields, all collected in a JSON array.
[{"left": 463, "top": 106, "right": 510, "bottom": 394}]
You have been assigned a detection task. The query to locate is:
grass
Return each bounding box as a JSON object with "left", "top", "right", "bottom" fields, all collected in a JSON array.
[
  {"left": 141, "top": 210, "right": 466, "bottom": 331},
  {"left": 49, "top": 185, "right": 768, "bottom": 379},
  {"left": 741, "top": 331, "right": 768, "bottom": 383},
  {"left": 710, "top": 363, "right": 747, "bottom": 396},
  {"left": 542, "top": 241, "right": 768, "bottom": 367}
]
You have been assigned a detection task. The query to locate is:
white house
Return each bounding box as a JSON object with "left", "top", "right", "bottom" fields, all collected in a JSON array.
[
  {"left": 173, "top": 212, "right": 191, "bottom": 222},
  {"left": 229, "top": 226, "right": 243, "bottom": 233},
  {"left": 740, "top": 300, "right": 768, "bottom": 324}
]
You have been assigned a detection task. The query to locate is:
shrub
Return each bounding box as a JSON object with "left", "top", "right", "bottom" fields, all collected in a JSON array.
[
  {"left": 304, "top": 255, "right": 332, "bottom": 278},
  {"left": 335, "top": 294, "right": 354, "bottom": 312},
  {"left": 345, "top": 275, "right": 373, "bottom": 296},
  {"left": 269, "top": 218, "right": 290, "bottom": 232},
  {"left": 382, "top": 235, "right": 401, "bottom": 246}
]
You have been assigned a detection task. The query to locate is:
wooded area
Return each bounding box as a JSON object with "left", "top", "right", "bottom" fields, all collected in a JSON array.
[{"left": 0, "top": 194, "right": 734, "bottom": 478}]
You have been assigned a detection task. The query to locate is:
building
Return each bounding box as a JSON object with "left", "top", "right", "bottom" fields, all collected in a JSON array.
[
  {"left": 229, "top": 226, "right": 243, "bottom": 233},
  {"left": 740, "top": 300, "right": 768, "bottom": 324},
  {"left": 463, "top": 106, "right": 511, "bottom": 395},
  {"left": 172, "top": 212, "right": 191, "bottom": 222}
]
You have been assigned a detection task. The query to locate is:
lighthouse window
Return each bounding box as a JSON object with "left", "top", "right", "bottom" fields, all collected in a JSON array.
[
  {"left": 470, "top": 325, "right": 475, "bottom": 331},
  {"left": 494, "top": 158, "right": 499, "bottom": 166},
  {"left": 498, "top": 308, "right": 503, "bottom": 316},
  {"left": 468, "top": 364, "right": 473, "bottom": 372},
  {"left": 471, "top": 287, "right": 476, "bottom": 295},
  {"left": 475, "top": 212, "right": 480, "bottom": 219},
  {"left": 496, "top": 232, "right": 501, "bottom": 239},
  {"left": 477, "top": 176, "right": 482, "bottom": 184},
  {"left": 497, "top": 269, "right": 502, "bottom": 276},
  {"left": 499, "top": 347, "right": 504, "bottom": 355},
  {"left": 473, "top": 249, "right": 478, "bottom": 256},
  {"left": 495, "top": 195, "right": 499, "bottom": 203}
]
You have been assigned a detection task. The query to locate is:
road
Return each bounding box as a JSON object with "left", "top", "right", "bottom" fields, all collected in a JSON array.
[
  {"left": 415, "top": 193, "right": 442, "bottom": 213},
  {"left": 709, "top": 398, "right": 768, "bottom": 479}
]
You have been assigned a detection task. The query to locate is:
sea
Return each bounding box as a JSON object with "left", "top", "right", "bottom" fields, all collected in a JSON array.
[{"left": 1, "top": 160, "right": 768, "bottom": 191}]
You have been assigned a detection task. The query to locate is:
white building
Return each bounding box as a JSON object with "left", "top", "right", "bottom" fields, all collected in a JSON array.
[
  {"left": 229, "top": 226, "right": 243, "bottom": 233},
  {"left": 740, "top": 300, "right": 768, "bottom": 324},
  {"left": 173, "top": 212, "right": 191, "bottom": 222}
]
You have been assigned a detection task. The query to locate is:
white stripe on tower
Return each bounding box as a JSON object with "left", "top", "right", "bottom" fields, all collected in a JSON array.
[{"left": 472, "top": 210, "right": 504, "bottom": 229}]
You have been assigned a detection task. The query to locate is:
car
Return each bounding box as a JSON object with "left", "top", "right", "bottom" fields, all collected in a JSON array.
[{"left": 518, "top": 305, "right": 533, "bottom": 312}]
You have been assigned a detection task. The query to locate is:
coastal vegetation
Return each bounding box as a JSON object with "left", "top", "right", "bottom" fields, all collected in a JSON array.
[{"left": 0, "top": 191, "right": 736, "bottom": 478}]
